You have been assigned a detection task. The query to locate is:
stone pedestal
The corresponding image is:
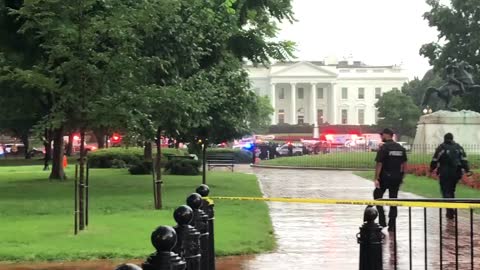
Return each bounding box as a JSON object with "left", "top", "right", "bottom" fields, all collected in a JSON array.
[{"left": 413, "top": 110, "right": 480, "bottom": 153}]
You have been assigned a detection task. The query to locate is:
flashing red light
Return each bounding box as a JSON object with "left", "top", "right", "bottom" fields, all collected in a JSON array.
[{"left": 111, "top": 133, "right": 122, "bottom": 143}]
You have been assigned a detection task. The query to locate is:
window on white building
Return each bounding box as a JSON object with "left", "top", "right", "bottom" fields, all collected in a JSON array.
[
  {"left": 298, "top": 88, "right": 304, "bottom": 99},
  {"left": 341, "top": 109, "right": 348, "bottom": 124},
  {"left": 392, "top": 87, "right": 399, "bottom": 91},
  {"left": 358, "top": 109, "right": 365, "bottom": 125},
  {"left": 358, "top": 88, "right": 365, "bottom": 99},
  {"left": 278, "top": 109, "right": 285, "bottom": 124},
  {"left": 342, "top": 88, "right": 348, "bottom": 99},
  {"left": 375, "top": 88, "right": 382, "bottom": 99},
  {"left": 317, "top": 87, "right": 324, "bottom": 99},
  {"left": 317, "top": 109, "right": 324, "bottom": 124},
  {"left": 297, "top": 108, "right": 305, "bottom": 124},
  {"left": 298, "top": 115, "right": 304, "bottom": 125},
  {"left": 279, "top": 88, "right": 285, "bottom": 99},
  {"left": 374, "top": 109, "right": 379, "bottom": 124}
]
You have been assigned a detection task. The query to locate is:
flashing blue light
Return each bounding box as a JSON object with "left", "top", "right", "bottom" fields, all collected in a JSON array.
[{"left": 243, "top": 143, "right": 254, "bottom": 151}]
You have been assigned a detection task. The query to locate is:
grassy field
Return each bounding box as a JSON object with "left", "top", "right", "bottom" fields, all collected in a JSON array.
[
  {"left": 0, "top": 166, "right": 274, "bottom": 262},
  {"left": 355, "top": 171, "right": 480, "bottom": 199},
  {"left": 0, "top": 157, "right": 79, "bottom": 167},
  {"left": 260, "top": 152, "right": 480, "bottom": 169}
]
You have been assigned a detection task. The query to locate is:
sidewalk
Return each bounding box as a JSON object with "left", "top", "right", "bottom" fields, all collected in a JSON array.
[{"left": 240, "top": 168, "right": 480, "bottom": 270}]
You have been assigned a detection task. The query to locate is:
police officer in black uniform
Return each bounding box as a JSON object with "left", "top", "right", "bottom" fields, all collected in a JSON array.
[
  {"left": 430, "top": 133, "right": 472, "bottom": 219},
  {"left": 374, "top": 128, "right": 407, "bottom": 232}
]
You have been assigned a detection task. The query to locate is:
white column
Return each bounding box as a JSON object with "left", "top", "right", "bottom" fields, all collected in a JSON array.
[
  {"left": 290, "top": 83, "right": 296, "bottom": 124},
  {"left": 329, "top": 83, "right": 337, "bottom": 124},
  {"left": 270, "top": 83, "right": 277, "bottom": 125},
  {"left": 311, "top": 83, "right": 317, "bottom": 124}
]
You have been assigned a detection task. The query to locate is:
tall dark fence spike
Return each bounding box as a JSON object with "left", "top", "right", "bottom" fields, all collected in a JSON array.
[
  {"left": 197, "top": 185, "right": 216, "bottom": 270},
  {"left": 173, "top": 205, "right": 202, "bottom": 270}
]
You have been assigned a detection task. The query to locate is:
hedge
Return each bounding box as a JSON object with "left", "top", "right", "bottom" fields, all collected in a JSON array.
[
  {"left": 88, "top": 147, "right": 187, "bottom": 168},
  {"left": 205, "top": 148, "right": 252, "bottom": 164},
  {"left": 165, "top": 159, "right": 201, "bottom": 175}
]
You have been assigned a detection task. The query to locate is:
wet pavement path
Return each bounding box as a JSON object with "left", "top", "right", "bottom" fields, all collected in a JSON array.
[{"left": 240, "top": 168, "right": 480, "bottom": 270}]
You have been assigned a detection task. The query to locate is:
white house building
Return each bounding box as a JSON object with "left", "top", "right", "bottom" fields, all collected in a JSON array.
[{"left": 247, "top": 59, "right": 409, "bottom": 126}]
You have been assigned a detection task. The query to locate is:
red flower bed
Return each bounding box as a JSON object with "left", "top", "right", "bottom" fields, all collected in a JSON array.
[{"left": 405, "top": 164, "right": 480, "bottom": 189}]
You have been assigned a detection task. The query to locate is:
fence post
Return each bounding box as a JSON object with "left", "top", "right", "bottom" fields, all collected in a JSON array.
[
  {"left": 142, "top": 226, "right": 187, "bottom": 270},
  {"left": 357, "top": 207, "right": 383, "bottom": 270},
  {"left": 173, "top": 205, "right": 202, "bottom": 270},
  {"left": 196, "top": 185, "right": 215, "bottom": 270},
  {"left": 114, "top": 263, "right": 142, "bottom": 270},
  {"left": 187, "top": 193, "right": 210, "bottom": 270}
]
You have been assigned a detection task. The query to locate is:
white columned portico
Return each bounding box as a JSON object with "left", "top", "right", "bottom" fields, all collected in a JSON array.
[
  {"left": 290, "top": 83, "right": 297, "bottom": 124},
  {"left": 329, "top": 83, "right": 337, "bottom": 124},
  {"left": 270, "top": 83, "right": 277, "bottom": 125},
  {"left": 311, "top": 83, "right": 317, "bottom": 124}
]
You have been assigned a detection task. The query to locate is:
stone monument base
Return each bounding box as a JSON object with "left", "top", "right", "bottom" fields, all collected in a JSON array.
[{"left": 413, "top": 110, "right": 480, "bottom": 153}]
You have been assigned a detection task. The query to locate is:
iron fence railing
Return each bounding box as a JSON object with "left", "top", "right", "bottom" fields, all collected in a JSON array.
[{"left": 258, "top": 144, "right": 480, "bottom": 170}]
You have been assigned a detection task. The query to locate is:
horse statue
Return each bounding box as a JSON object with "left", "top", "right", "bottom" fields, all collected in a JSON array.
[{"left": 422, "top": 61, "right": 480, "bottom": 111}]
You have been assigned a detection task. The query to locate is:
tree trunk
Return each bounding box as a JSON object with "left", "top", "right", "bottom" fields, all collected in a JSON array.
[
  {"left": 93, "top": 128, "right": 106, "bottom": 149},
  {"left": 43, "top": 129, "right": 52, "bottom": 171},
  {"left": 78, "top": 128, "right": 86, "bottom": 230},
  {"left": 49, "top": 127, "right": 66, "bottom": 180},
  {"left": 202, "top": 142, "right": 207, "bottom": 184},
  {"left": 20, "top": 132, "right": 30, "bottom": 159},
  {"left": 154, "top": 127, "right": 162, "bottom": 209},
  {"left": 66, "top": 132, "right": 74, "bottom": 156},
  {"left": 144, "top": 141, "right": 153, "bottom": 161}
]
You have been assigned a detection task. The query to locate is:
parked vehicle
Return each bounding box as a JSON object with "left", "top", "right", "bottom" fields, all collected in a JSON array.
[{"left": 276, "top": 144, "right": 303, "bottom": 156}]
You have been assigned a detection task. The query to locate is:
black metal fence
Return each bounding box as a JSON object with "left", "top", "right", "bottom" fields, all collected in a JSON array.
[
  {"left": 115, "top": 185, "right": 215, "bottom": 270},
  {"left": 259, "top": 144, "right": 480, "bottom": 169},
  {"left": 360, "top": 199, "right": 480, "bottom": 270},
  {"left": 112, "top": 186, "right": 479, "bottom": 270}
]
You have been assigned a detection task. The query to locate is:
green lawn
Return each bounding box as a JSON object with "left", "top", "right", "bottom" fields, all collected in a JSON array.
[
  {"left": 355, "top": 171, "right": 480, "bottom": 199},
  {"left": 260, "top": 152, "right": 480, "bottom": 169},
  {"left": 0, "top": 166, "right": 274, "bottom": 262}
]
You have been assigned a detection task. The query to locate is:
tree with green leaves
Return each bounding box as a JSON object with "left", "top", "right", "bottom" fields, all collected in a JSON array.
[
  {"left": 401, "top": 70, "right": 444, "bottom": 111},
  {"left": 375, "top": 90, "right": 421, "bottom": 139},
  {"left": 421, "top": 0, "right": 480, "bottom": 112}
]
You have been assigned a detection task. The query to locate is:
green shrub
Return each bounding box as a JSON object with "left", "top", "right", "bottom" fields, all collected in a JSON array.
[
  {"left": 128, "top": 161, "right": 153, "bottom": 175},
  {"left": 88, "top": 147, "right": 186, "bottom": 168},
  {"left": 165, "top": 159, "right": 201, "bottom": 175},
  {"left": 111, "top": 159, "right": 127, "bottom": 168}
]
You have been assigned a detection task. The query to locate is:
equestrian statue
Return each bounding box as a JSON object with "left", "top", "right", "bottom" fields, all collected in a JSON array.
[{"left": 422, "top": 61, "right": 480, "bottom": 111}]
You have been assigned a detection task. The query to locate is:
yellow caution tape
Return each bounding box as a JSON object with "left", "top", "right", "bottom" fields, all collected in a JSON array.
[
  {"left": 205, "top": 198, "right": 215, "bottom": 206},
  {"left": 207, "top": 196, "right": 480, "bottom": 209}
]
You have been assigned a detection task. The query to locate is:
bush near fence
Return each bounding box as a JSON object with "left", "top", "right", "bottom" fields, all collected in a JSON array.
[
  {"left": 405, "top": 164, "right": 480, "bottom": 190},
  {"left": 165, "top": 159, "right": 202, "bottom": 175},
  {"left": 88, "top": 147, "right": 187, "bottom": 168}
]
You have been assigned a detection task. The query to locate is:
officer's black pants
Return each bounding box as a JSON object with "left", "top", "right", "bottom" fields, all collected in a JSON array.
[
  {"left": 374, "top": 183, "right": 400, "bottom": 222},
  {"left": 439, "top": 173, "right": 461, "bottom": 217}
]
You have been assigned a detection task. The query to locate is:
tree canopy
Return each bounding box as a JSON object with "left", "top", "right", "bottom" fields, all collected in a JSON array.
[
  {"left": 0, "top": 0, "right": 291, "bottom": 180},
  {"left": 421, "top": 0, "right": 480, "bottom": 112},
  {"left": 375, "top": 90, "right": 421, "bottom": 139}
]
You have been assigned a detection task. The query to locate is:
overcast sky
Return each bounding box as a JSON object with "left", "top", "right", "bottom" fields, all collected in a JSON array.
[{"left": 277, "top": 0, "right": 443, "bottom": 79}]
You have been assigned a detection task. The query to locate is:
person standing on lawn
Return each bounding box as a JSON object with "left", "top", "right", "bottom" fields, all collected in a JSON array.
[
  {"left": 430, "top": 133, "right": 472, "bottom": 219},
  {"left": 374, "top": 128, "right": 407, "bottom": 232}
]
